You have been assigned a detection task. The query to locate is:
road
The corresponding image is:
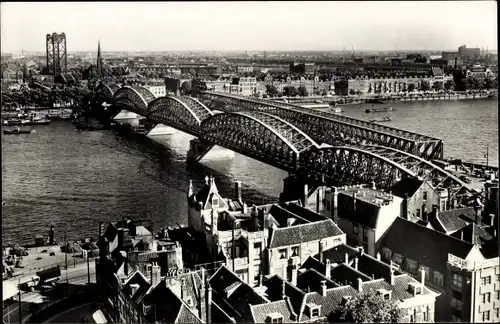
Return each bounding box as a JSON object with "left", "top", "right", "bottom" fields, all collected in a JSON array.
[{"left": 3, "top": 262, "right": 97, "bottom": 324}]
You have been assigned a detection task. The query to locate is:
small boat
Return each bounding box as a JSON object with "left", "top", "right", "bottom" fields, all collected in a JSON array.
[
  {"left": 365, "top": 107, "right": 394, "bottom": 113},
  {"left": 3, "top": 127, "right": 33, "bottom": 135},
  {"left": 369, "top": 116, "right": 392, "bottom": 123},
  {"left": 3, "top": 119, "right": 22, "bottom": 126},
  {"left": 331, "top": 107, "right": 343, "bottom": 113}
]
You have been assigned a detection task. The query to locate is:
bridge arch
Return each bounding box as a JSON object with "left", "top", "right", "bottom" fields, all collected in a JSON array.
[
  {"left": 200, "top": 111, "right": 319, "bottom": 171},
  {"left": 114, "top": 86, "right": 155, "bottom": 115},
  {"left": 298, "top": 145, "right": 418, "bottom": 189},
  {"left": 147, "top": 96, "right": 214, "bottom": 136},
  {"left": 96, "top": 83, "right": 115, "bottom": 102}
]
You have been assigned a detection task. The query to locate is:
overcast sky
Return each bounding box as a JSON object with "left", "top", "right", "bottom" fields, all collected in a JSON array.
[{"left": 1, "top": 1, "right": 497, "bottom": 53}]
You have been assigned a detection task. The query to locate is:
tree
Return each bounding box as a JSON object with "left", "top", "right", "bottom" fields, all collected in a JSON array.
[
  {"left": 349, "top": 89, "right": 356, "bottom": 95},
  {"left": 420, "top": 80, "right": 431, "bottom": 91},
  {"left": 328, "top": 293, "right": 403, "bottom": 323},
  {"left": 444, "top": 79, "right": 455, "bottom": 91},
  {"left": 407, "top": 83, "right": 416, "bottom": 92},
  {"left": 265, "top": 84, "right": 280, "bottom": 97},
  {"left": 283, "top": 86, "right": 299, "bottom": 97},
  {"left": 465, "top": 77, "right": 483, "bottom": 91},
  {"left": 432, "top": 81, "right": 444, "bottom": 91},
  {"left": 298, "top": 85, "right": 309, "bottom": 97},
  {"left": 484, "top": 78, "right": 497, "bottom": 90},
  {"left": 181, "top": 81, "right": 192, "bottom": 95}
]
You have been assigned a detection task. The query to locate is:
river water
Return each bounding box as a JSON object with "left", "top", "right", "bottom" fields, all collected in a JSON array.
[{"left": 2, "top": 98, "right": 497, "bottom": 244}]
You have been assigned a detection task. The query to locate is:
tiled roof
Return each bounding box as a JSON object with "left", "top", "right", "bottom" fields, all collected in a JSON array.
[
  {"left": 285, "top": 203, "right": 328, "bottom": 223},
  {"left": 357, "top": 254, "right": 400, "bottom": 281},
  {"left": 268, "top": 219, "right": 344, "bottom": 248},
  {"left": 298, "top": 286, "right": 359, "bottom": 322},
  {"left": 379, "top": 217, "right": 477, "bottom": 274},
  {"left": 450, "top": 223, "right": 493, "bottom": 244},
  {"left": 262, "top": 275, "right": 306, "bottom": 316},
  {"left": 143, "top": 281, "right": 184, "bottom": 323},
  {"left": 436, "top": 207, "right": 484, "bottom": 233},
  {"left": 175, "top": 304, "right": 203, "bottom": 323},
  {"left": 337, "top": 194, "right": 380, "bottom": 229},
  {"left": 389, "top": 178, "right": 424, "bottom": 198},
  {"left": 329, "top": 264, "right": 372, "bottom": 287},
  {"left": 361, "top": 275, "right": 434, "bottom": 302},
  {"left": 297, "top": 269, "right": 340, "bottom": 293},
  {"left": 300, "top": 257, "right": 326, "bottom": 274},
  {"left": 250, "top": 300, "right": 295, "bottom": 323},
  {"left": 316, "top": 244, "right": 359, "bottom": 264}
]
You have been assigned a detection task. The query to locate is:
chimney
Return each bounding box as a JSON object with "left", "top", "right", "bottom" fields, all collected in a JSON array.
[
  {"left": 235, "top": 181, "right": 242, "bottom": 203},
  {"left": 242, "top": 202, "right": 247, "bottom": 214},
  {"left": 452, "top": 198, "right": 457, "bottom": 209},
  {"left": 49, "top": 225, "right": 55, "bottom": 245},
  {"left": 319, "top": 241, "right": 324, "bottom": 263},
  {"left": 151, "top": 262, "right": 161, "bottom": 287},
  {"left": 344, "top": 252, "right": 349, "bottom": 265},
  {"left": 358, "top": 246, "right": 364, "bottom": 256},
  {"left": 402, "top": 193, "right": 409, "bottom": 219},
  {"left": 376, "top": 252, "right": 381, "bottom": 261},
  {"left": 287, "top": 218, "right": 295, "bottom": 227},
  {"left": 325, "top": 259, "right": 331, "bottom": 279},
  {"left": 206, "top": 285, "right": 212, "bottom": 324},
  {"left": 303, "top": 184, "right": 309, "bottom": 206},
  {"left": 357, "top": 278, "right": 363, "bottom": 293},
  {"left": 487, "top": 214, "right": 495, "bottom": 226},
  {"left": 321, "top": 280, "right": 327, "bottom": 296},
  {"left": 332, "top": 187, "right": 339, "bottom": 223},
  {"left": 354, "top": 257, "right": 359, "bottom": 270},
  {"left": 204, "top": 175, "right": 209, "bottom": 185},
  {"left": 260, "top": 274, "right": 264, "bottom": 287},
  {"left": 371, "top": 181, "right": 376, "bottom": 190},
  {"left": 291, "top": 267, "right": 298, "bottom": 286},
  {"left": 420, "top": 267, "right": 425, "bottom": 286},
  {"left": 460, "top": 231, "right": 464, "bottom": 241},
  {"left": 390, "top": 268, "right": 395, "bottom": 285}
]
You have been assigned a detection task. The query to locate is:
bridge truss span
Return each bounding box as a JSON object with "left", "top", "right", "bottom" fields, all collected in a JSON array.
[
  {"left": 200, "top": 111, "right": 318, "bottom": 171},
  {"left": 113, "top": 86, "right": 155, "bottom": 116},
  {"left": 198, "top": 91, "right": 444, "bottom": 160},
  {"left": 358, "top": 145, "right": 470, "bottom": 199},
  {"left": 298, "top": 146, "right": 417, "bottom": 189},
  {"left": 148, "top": 96, "right": 214, "bottom": 136}
]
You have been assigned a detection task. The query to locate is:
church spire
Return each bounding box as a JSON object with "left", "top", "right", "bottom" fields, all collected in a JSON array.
[{"left": 97, "top": 39, "right": 102, "bottom": 78}]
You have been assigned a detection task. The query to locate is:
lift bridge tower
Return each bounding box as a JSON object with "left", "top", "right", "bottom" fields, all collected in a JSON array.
[{"left": 46, "top": 32, "right": 67, "bottom": 77}]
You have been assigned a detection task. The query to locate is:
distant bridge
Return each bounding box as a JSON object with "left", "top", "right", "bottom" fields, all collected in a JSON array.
[{"left": 92, "top": 83, "right": 469, "bottom": 200}]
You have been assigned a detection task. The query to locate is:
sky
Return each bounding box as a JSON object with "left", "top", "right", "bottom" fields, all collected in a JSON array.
[{"left": 1, "top": 1, "right": 497, "bottom": 53}]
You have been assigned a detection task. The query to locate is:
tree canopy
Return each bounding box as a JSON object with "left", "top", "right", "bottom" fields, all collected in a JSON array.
[
  {"left": 298, "top": 85, "right": 309, "bottom": 97},
  {"left": 283, "top": 85, "right": 299, "bottom": 97},
  {"left": 328, "top": 293, "right": 403, "bottom": 323},
  {"left": 265, "top": 84, "right": 280, "bottom": 97}
]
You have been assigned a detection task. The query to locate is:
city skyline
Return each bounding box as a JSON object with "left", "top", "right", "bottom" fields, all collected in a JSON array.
[{"left": 1, "top": 1, "right": 497, "bottom": 53}]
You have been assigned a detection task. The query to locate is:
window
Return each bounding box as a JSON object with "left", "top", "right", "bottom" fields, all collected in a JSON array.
[
  {"left": 278, "top": 249, "right": 287, "bottom": 259},
  {"left": 416, "top": 209, "right": 421, "bottom": 218},
  {"left": 353, "top": 223, "right": 359, "bottom": 235},
  {"left": 433, "top": 271, "right": 444, "bottom": 288},
  {"left": 362, "top": 228, "right": 368, "bottom": 241},
  {"left": 312, "top": 308, "right": 320, "bottom": 317},
  {"left": 451, "top": 297, "right": 463, "bottom": 311},
  {"left": 423, "top": 191, "right": 428, "bottom": 200},
  {"left": 452, "top": 273, "right": 463, "bottom": 289},
  {"left": 254, "top": 243, "right": 262, "bottom": 260},
  {"left": 212, "top": 198, "right": 218, "bottom": 206},
  {"left": 482, "top": 311, "right": 490, "bottom": 321},
  {"left": 423, "top": 306, "right": 430, "bottom": 322},
  {"left": 482, "top": 276, "right": 492, "bottom": 285},
  {"left": 496, "top": 309, "right": 499, "bottom": 319},
  {"left": 496, "top": 290, "right": 500, "bottom": 300},
  {"left": 291, "top": 246, "right": 299, "bottom": 257},
  {"left": 406, "top": 259, "right": 418, "bottom": 274},
  {"left": 482, "top": 292, "right": 491, "bottom": 303}
]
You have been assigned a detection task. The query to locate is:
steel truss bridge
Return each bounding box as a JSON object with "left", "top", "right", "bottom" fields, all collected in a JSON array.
[{"left": 93, "top": 83, "right": 470, "bottom": 200}]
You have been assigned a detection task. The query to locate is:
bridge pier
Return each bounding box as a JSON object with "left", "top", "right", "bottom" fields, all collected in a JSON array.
[
  {"left": 146, "top": 124, "right": 177, "bottom": 136},
  {"left": 187, "top": 138, "right": 234, "bottom": 162}
]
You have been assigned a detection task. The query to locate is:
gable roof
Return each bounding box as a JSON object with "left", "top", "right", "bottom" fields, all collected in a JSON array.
[
  {"left": 436, "top": 207, "right": 484, "bottom": 233},
  {"left": 389, "top": 178, "right": 424, "bottom": 198},
  {"left": 329, "top": 264, "right": 372, "bottom": 287},
  {"left": 315, "top": 244, "right": 359, "bottom": 264},
  {"left": 361, "top": 275, "right": 435, "bottom": 302},
  {"left": 297, "top": 269, "right": 340, "bottom": 293},
  {"left": 250, "top": 300, "right": 295, "bottom": 323},
  {"left": 268, "top": 219, "right": 344, "bottom": 249},
  {"left": 450, "top": 223, "right": 493, "bottom": 245},
  {"left": 298, "top": 285, "right": 359, "bottom": 322},
  {"left": 123, "top": 270, "right": 152, "bottom": 304},
  {"left": 262, "top": 275, "right": 307, "bottom": 316},
  {"left": 379, "top": 217, "right": 479, "bottom": 274}
]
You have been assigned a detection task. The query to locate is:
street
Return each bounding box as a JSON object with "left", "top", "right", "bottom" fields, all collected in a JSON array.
[{"left": 3, "top": 261, "right": 96, "bottom": 324}]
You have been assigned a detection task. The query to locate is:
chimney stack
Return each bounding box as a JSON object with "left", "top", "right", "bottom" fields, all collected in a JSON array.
[
  {"left": 332, "top": 187, "right": 339, "bottom": 223},
  {"left": 242, "top": 202, "right": 247, "bottom": 214},
  {"left": 420, "top": 267, "right": 426, "bottom": 286},
  {"left": 354, "top": 257, "right": 359, "bottom": 270},
  {"left": 357, "top": 278, "right": 363, "bottom": 293},
  {"left": 303, "top": 184, "right": 309, "bottom": 207},
  {"left": 376, "top": 252, "right": 381, "bottom": 261},
  {"left": 325, "top": 259, "right": 331, "bottom": 279},
  {"left": 390, "top": 267, "right": 395, "bottom": 285},
  {"left": 344, "top": 252, "right": 349, "bottom": 265},
  {"left": 150, "top": 262, "right": 161, "bottom": 287},
  {"left": 282, "top": 264, "right": 287, "bottom": 281},
  {"left": 321, "top": 280, "right": 327, "bottom": 296},
  {"left": 402, "top": 193, "right": 409, "bottom": 219},
  {"left": 291, "top": 267, "right": 298, "bottom": 286},
  {"left": 319, "top": 241, "right": 324, "bottom": 263},
  {"left": 235, "top": 181, "right": 242, "bottom": 203}
]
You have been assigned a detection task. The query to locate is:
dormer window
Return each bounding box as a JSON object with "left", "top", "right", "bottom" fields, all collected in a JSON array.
[
  {"left": 291, "top": 246, "right": 299, "bottom": 257},
  {"left": 306, "top": 303, "right": 322, "bottom": 318},
  {"left": 266, "top": 313, "right": 283, "bottom": 323},
  {"left": 408, "top": 283, "right": 422, "bottom": 296},
  {"left": 377, "top": 289, "right": 392, "bottom": 301}
]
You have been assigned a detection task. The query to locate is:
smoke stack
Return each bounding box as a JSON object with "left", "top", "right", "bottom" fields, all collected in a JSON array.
[{"left": 235, "top": 181, "right": 242, "bottom": 203}]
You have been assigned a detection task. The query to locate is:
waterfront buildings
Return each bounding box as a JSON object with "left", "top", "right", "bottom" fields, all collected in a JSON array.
[{"left": 143, "top": 83, "right": 167, "bottom": 98}]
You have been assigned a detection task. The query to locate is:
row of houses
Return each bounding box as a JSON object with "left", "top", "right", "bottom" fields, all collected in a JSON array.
[{"left": 96, "top": 174, "right": 499, "bottom": 323}]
